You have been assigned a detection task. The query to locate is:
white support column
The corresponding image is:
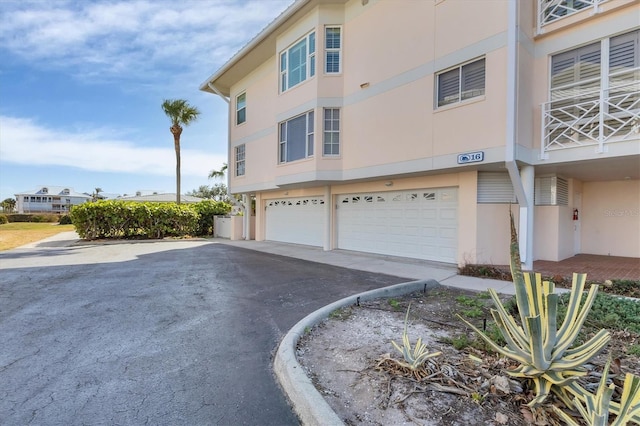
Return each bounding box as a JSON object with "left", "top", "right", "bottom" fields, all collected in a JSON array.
[
  {"left": 242, "top": 194, "right": 250, "bottom": 240},
  {"left": 323, "top": 185, "right": 331, "bottom": 251},
  {"left": 519, "top": 166, "right": 535, "bottom": 271}
]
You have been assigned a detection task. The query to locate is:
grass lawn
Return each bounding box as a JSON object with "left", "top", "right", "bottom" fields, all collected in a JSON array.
[{"left": 0, "top": 223, "right": 75, "bottom": 251}]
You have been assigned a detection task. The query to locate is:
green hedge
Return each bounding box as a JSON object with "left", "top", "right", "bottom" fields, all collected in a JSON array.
[
  {"left": 70, "top": 200, "right": 231, "bottom": 240},
  {"left": 191, "top": 200, "right": 232, "bottom": 235},
  {"left": 0, "top": 214, "right": 7, "bottom": 225},
  {"left": 6, "top": 214, "right": 59, "bottom": 223},
  {"left": 58, "top": 214, "right": 73, "bottom": 225}
]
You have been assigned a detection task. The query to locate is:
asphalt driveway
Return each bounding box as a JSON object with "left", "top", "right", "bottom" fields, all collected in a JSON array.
[{"left": 0, "top": 239, "right": 404, "bottom": 425}]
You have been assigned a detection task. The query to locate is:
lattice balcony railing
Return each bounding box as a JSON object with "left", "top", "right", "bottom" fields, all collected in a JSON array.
[
  {"left": 538, "top": 0, "right": 608, "bottom": 29},
  {"left": 541, "top": 82, "right": 640, "bottom": 155}
]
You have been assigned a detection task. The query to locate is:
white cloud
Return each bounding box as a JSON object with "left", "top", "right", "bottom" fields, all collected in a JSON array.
[
  {"left": 0, "top": 115, "right": 225, "bottom": 178},
  {"left": 0, "top": 0, "right": 293, "bottom": 85}
]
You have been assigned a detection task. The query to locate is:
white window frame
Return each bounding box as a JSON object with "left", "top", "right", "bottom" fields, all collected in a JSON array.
[
  {"left": 236, "top": 92, "right": 246, "bottom": 125},
  {"left": 435, "top": 57, "right": 486, "bottom": 108},
  {"left": 323, "top": 108, "right": 340, "bottom": 156},
  {"left": 280, "top": 31, "right": 316, "bottom": 92},
  {"left": 324, "top": 26, "right": 342, "bottom": 74},
  {"left": 278, "top": 111, "right": 314, "bottom": 163},
  {"left": 235, "top": 144, "right": 245, "bottom": 177}
]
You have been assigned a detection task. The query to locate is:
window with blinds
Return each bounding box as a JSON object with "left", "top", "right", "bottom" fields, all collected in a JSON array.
[
  {"left": 436, "top": 58, "right": 486, "bottom": 107},
  {"left": 279, "top": 111, "right": 314, "bottom": 163},
  {"left": 550, "top": 29, "right": 639, "bottom": 100},
  {"left": 609, "top": 30, "right": 639, "bottom": 95},
  {"left": 325, "top": 27, "right": 341, "bottom": 74},
  {"left": 551, "top": 42, "right": 601, "bottom": 102}
]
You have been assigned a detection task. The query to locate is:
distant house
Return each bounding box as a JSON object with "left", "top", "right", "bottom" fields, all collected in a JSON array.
[
  {"left": 118, "top": 193, "right": 203, "bottom": 203},
  {"left": 15, "top": 186, "right": 91, "bottom": 214}
]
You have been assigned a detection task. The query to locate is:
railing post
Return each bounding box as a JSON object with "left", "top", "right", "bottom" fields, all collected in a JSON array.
[
  {"left": 540, "top": 102, "right": 548, "bottom": 159},
  {"left": 537, "top": 0, "right": 543, "bottom": 34},
  {"left": 598, "top": 89, "right": 605, "bottom": 153}
]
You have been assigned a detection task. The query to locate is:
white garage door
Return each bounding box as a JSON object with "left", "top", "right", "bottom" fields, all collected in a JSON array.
[
  {"left": 337, "top": 188, "right": 458, "bottom": 262},
  {"left": 265, "top": 197, "right": 325, "bottom": 246}
]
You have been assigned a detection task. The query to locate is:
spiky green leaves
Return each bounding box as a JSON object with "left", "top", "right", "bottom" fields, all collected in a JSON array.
[
  {"left": 460, "top": 272, "right": 611, "bottom": 406},
  {"left": 391, "top": 304, "right": 441, "bottom": 370},
  {"left": 554, "top": 359, "right": 640, "bottom": 425}
]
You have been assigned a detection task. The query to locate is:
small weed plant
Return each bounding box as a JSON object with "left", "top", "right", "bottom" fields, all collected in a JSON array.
[{"left": 388, "top": 299, "right": 400, "bottom": 310}]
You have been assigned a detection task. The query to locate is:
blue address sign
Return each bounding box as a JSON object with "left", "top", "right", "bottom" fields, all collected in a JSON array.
[{"left": 457, "top": 151, "right": 484, "bottom": 164}]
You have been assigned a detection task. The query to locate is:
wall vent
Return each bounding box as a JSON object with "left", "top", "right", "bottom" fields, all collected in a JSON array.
[
  {"left": 477, "top": 172, "right": 517, "bottom": 203},
  {"left": 535, "top": 176, "right": 568, "bottom": 206}
]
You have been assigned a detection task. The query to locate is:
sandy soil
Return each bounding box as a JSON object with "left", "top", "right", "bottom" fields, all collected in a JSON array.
[{"left": 296, "top": 285, "right": 639, "bottom": 426}]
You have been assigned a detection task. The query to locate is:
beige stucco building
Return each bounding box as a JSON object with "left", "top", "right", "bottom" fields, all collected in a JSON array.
[{"left": 201, "top": 0, "right": 639, "bottom": 267}]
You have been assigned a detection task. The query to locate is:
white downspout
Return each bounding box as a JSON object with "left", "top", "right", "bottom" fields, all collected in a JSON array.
[
  {"left": 208, "top": 81, "right": 248, "bottom": 237},
  {"left": 504, "top": 0, "right": 534, "bottom": 270}
]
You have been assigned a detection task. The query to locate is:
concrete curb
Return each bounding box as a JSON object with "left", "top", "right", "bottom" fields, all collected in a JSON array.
[{"left": 273, "top": 278, "right": 440, "bottom": 426}]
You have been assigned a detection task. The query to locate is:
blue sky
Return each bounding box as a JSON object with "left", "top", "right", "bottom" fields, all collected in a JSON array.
[{"left": 0, "top": 0, "right": 293, "bottom": 201}]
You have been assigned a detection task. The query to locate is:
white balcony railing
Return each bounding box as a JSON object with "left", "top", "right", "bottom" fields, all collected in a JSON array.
[
  {"left": 541, "top": 82, "right": 640, "bottom": 155},
  {"left": 538, "top": 0, "right": 608, "bottom": 30}
]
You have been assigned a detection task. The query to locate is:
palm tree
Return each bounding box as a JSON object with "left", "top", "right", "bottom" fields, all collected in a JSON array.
[
  {"left": 161, "top": 99, "right": 201, "bottom": 204},
  {"left": 92, "top": 187, "right": 103, "bottom": 202},
  {"left": 208, "top": 163, "right": 227, "bottom": 179},
  {"left": 1, "top": 197, "right": 16, "bottom": 213}
]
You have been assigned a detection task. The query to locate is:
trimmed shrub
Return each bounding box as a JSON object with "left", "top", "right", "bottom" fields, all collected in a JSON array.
[
  {"left": 58, "top": 214, "right": 73, "bottom": 225},
  {"left": 7, "top": 214, "right": 59, "bottom": 223},
  {"left": 70, "top": 200, "right": 205, "bottom": 240},
  {"left": 0, "top": 214, "right": 8, "bottom": 224},
  {"left": 192, "top": 200, "right": 232, "bottom": 236}
]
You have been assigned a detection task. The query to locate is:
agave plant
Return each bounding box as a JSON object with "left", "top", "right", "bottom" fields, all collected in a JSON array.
[
  {"left": 391, "top": 303, "right": 441, "bottom": 370},
  {"left": 458, "top": 214, "right": 611, "bottom": 406},
  {"left": 554, "top": 359, "right": 640, "bottom": 425}
]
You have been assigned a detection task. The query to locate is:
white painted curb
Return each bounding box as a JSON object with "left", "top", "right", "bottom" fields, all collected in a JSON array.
[{"left": 274, "top": 279, "right": 440, "bottom": 426}]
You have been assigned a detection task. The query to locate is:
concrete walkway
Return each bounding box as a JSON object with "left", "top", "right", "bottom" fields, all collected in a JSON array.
[{"left": 218, "top": 238, "right": 518, "bottom": 295}]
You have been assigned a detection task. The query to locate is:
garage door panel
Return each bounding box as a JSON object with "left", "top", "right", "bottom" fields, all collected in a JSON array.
[
  {"left": 266, "top": 197, "right": 324, "bottom": 246},
  {"left": 337, "top": 187, "right": 458, "bottom": 263}
]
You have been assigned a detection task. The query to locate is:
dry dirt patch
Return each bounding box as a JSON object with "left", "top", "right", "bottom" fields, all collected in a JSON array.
[{"left": 296, "top": 286, "right": 639, "bottom": 426}]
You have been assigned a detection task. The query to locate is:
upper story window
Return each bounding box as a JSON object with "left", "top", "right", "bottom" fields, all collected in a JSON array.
[
  {"left": 543, "top": 30, "right": 639, "bottom": 151},
  {"left": 236, "top": 93, "right": 246, "bottom": 125},
  {"left": 436, "top": 58, "right": 486, "bottom": 108},
  {"left": 323, "top": 108, "right": 340, "bottom": 156},
  {"left": 235, "top": 144, "right": 245, "bottom": 177},
  {"left": 551, "top": 30, "right": 639, "bottom": 102},
  {"left": 41, "top": 187, "right": 48, "bottom": 194},
  {"left": 280, "top": 32, "right": 316, "bottom": 92},
  {"left": 325, "top": 27, "right": 341, "bottom": 74},
  {"left": 279, "top": 110, "right": 314, "bottom": 163}
]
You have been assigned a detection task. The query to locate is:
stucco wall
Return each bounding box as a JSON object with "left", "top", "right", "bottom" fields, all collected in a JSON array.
[
  {"left": 475, "top": 203, "right": 519, "bottom": 265},
  {"left": 581, "top": 180, "right": 640, "bottom": 257}
]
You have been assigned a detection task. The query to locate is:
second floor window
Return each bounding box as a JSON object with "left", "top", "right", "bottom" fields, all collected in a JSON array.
[
  {"left": 235, "top": 144, "right": 245, "bottom": 177},
  {"left": 325, "top": 27, "right": 341, "bottom": 74},
  {"left": 436, "top": 58, "right": 486, "bottom": 108},
  {"left": 279, "top": 111, "right": 314, "bottom": 163},
  {"left": 280, "top": 32, "right": 316, "bottom": 92},
  {"left": 236, "top": 93, "right": 246, "bottom": 125},
  {"left": 323, "top": 108, "right": 340, "bottom": 156}
]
